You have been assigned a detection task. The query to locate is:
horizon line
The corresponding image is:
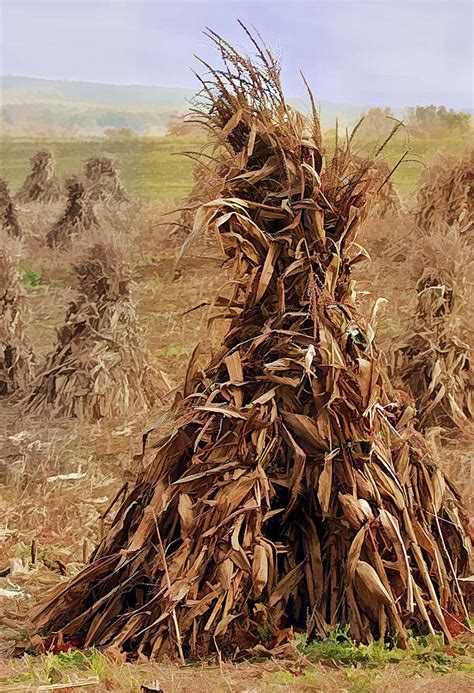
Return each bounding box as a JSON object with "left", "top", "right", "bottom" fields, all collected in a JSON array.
[{"left": 2, "top": 73, "right": 473, "bottom": 112}]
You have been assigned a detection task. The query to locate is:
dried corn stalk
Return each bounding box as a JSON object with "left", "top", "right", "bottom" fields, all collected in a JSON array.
[
  {"left": 0, "top": 234, "right": 35, "bottom": 394},
  {"left": 0, "top": 178, "right": 22, "bottom": 238},
  {"left": 369, "top": 161, "right": 404, "bottom": 219},
  {"left": 438, "top": 441, "right": 474, "bottom": 516},
  {"left": 47, "top": 178, "right": 98, "bottom": 250},
  {"left": 394, "top": 227, "right": 473, "bottom": 430},
  {"left": 30, "top": 29, "right": 471, "bottom": 660},
  {"left": 15, "top": 149, "right": 62, "bottom": 204},
  {"left": 26, "top": 237, "right": 159, "bottom": 419},
  {"left": 84, "top": 157, "right": 130, "bottom": 203},
  {"left": 415, "top": 149, "right": 473, "bottom": 236}
]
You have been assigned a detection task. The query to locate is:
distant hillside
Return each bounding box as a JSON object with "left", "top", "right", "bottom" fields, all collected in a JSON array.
[
  {"left": 1, "top": 75, "right": 377, "bottom": 137},
  {"left": 1, "top": 75, "right": 196, "bottom": 137},
  {"left": 2, "top": 75, "right": 194, "bottom": 109},
  {"left": 2, "top": 75, "right": 471, "bottom": 139}
]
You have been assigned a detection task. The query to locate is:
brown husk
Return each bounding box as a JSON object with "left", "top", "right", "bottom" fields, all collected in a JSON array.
[
  {"left": 26, "top": 236, "right": 160, "bottom": 420},
  {"left": 0, "top": 234, "right": 35, "bottom": 395},
  {"left": 47, "top": 177, "right": 99, "bottom": 250},
  {"left": 15, "top": 149, "right": 62, "bottom": 204},
  {"left": 30, "top": 30, "right": 471, "bottom": 660}
]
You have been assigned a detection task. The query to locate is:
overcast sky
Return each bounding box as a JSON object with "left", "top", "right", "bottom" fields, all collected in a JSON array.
[{"left": 1, "top": 0, "right": 472, "bottom": 108}]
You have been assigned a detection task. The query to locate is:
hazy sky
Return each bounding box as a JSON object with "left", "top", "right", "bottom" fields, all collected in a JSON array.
[{"left": 1, "top": 0, "right": 472, "bottom": 107}]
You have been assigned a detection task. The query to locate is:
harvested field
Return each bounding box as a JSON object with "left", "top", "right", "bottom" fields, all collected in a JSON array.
[
  {"left": 1, "top": 274, "right": 472, "bottom": 691},
  {"left": 0, "top": 28, "right": 472, "bottom": 693},
  {"left": 0, "top": 137, "right": 205, "bottom": 202},
  {"left": 15, "top": 30, "right": 471, "bottom": 667},
  {"left": 1, "top": 168, "right": 472, "bottom": 691}
]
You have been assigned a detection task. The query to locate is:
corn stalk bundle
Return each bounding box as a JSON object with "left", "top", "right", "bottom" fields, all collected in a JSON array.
[
  {"left": 30, "top": 30, "right": 471, "bottom": 660},
  {"left": 368, "top": 161, "right": 404, "bottom": 219},
  {"left": 394, "top": 227, "right": 473, "bottom": 431},
  {"left": 26, "top": 238, "right": 159, "bottom": 419},
  {"left": 414, "top": 149, "right": 473, "bottom": 236},
  {"left": 0, "top": 234, "right": 35, "bottom": 395},
  {"left": 47, "top": 178, "right": 99, "bottom": 250},
  {"left": 15, "top": 149, "right": 62, "bottom": 204},
  {"left": 0, "top": 178, "right": 22, "bottom": 238},
  {"left": 83, "top": 157, "right": 130, "bottom": 204}
]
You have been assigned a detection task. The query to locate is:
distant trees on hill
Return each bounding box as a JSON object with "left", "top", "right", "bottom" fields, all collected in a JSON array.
[
  {"left": 360, "top": 104, "right": 471, "bottom": 137},
  {"left": 405, "top": 105, "right": 471, "bottom": 133},
  {"left": 104, "top": 128, "right": 136, "bottom": 140},
  {"left": 166, "top": 114, "right": 205, "bottom": 137},
  {"left": 0, "top": 104, "right": 175, "bottom": 137},
  {"left": 1, "top": 100, "right": 470, "bottom": 139}
]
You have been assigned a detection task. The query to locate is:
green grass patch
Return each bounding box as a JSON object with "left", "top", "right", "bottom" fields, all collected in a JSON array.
[
  {"left": 385, "top": 132, "right": 469, "bottom": 195},
  {"left": 1, "top": 632, "right": 472, "bottom": 692},
  {"left": 164, "top": 344, "right": 190, "bottom": 358},
  {"left": 0, "top": 130, "right": 469, "bottom": 205},
  {"left": 324, "top": 127, "right": 469, "bottom": 196},
  {"left": 295, "top": 626, "right": 473, "bottom": 673},
  {"left": 20, "top": 265, "right": 46, "bottom": 292},
  {"left": 1, "top": 649, "right": 142, "bottom": 691},
  {"left": 0, "top": 135, "right": 206, "bottom": 201}
]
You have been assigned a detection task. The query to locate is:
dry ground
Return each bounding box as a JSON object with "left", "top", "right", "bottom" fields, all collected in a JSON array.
[{"left": 0, "top": 195, "right": 472, "bottom": 692}]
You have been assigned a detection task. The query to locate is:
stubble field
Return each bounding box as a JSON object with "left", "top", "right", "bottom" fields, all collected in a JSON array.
[{"left": 0, "top": 130, "right": 472, "bottom": 692}]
